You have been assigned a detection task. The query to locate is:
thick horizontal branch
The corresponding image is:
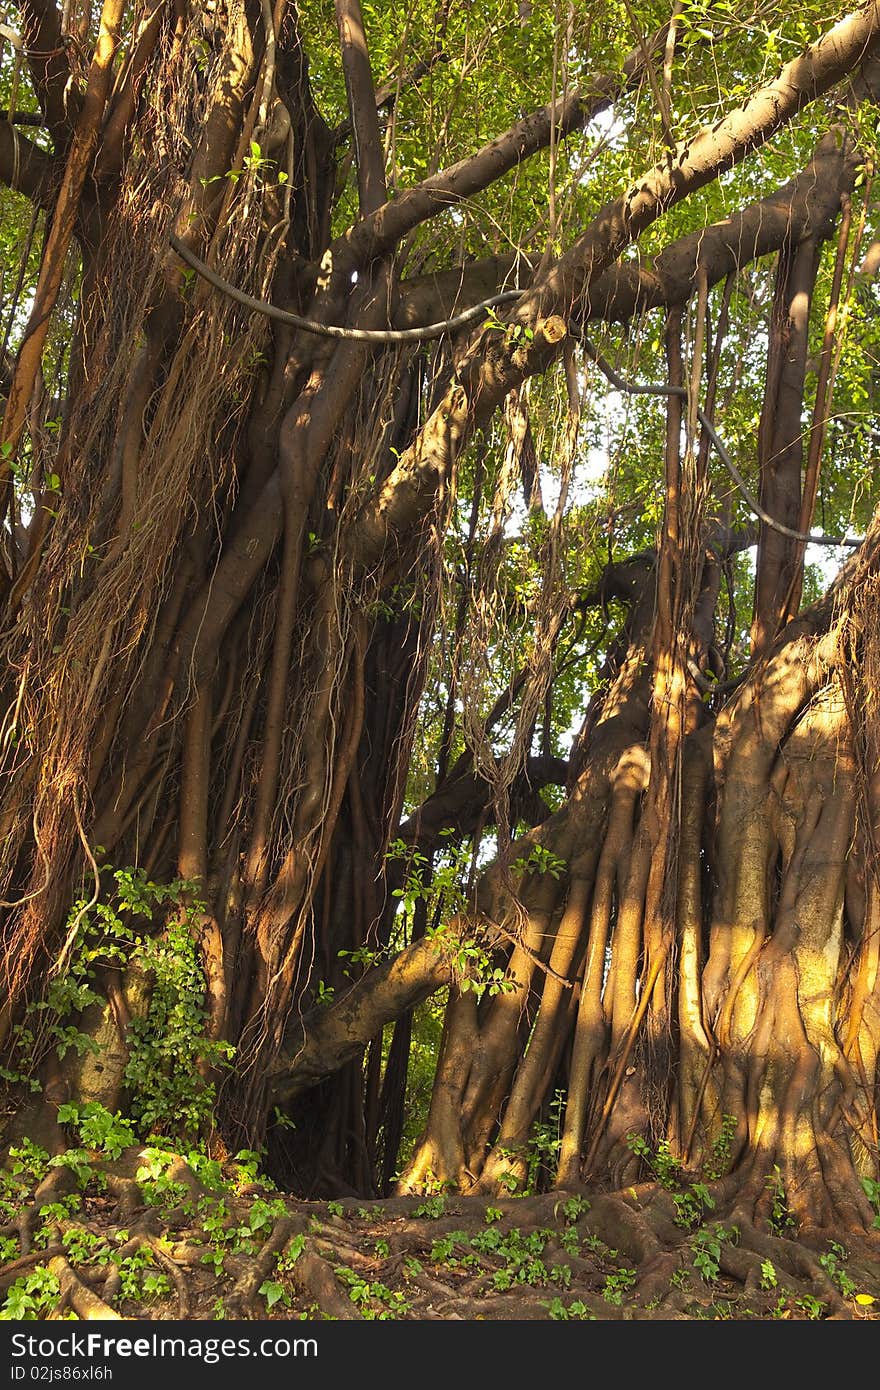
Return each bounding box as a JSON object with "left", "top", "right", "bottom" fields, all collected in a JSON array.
[
  {"left": 586, "top": 55, "right": 880, "bottom": 321},
  {"left": 395, "top": 256, "right": 537, "bottom": 327},
  {"left": 519, "top": 3, "right": 880, "bottom": 322},
  {"left": 0, "top": 121, "right": 57, "bottom": 204},
  {"left": 349, "top": 314, "right": 567, "bottom": 570},
  {"left": 172, "top": 10, "right": 879, "bottom": 687},
  {"left": 168, "top": 233, "right": 524, "bottom": 342},
  {"left": 394, "top": 129, "right": 854, "bottom": 329},
  {"left": 269, "top": 934, "right": 453, "bottom": 1101},
  {"left": 397, "top": 752, "right": 569, "bottom": 851},
  {"left": 0, "top": 111, "right": 47, "bottom": 126},
  {"left": 341, "top": 24, "right": 671, "bottom": 266},
  {"left": 178, "top": 107, "right": 872, "bottom": 346},
  {"left": 574, "top": 529, "right": 755, "bottom": 616},
  {"left": 350, "top": 6, "right": 880, "bottom": 573}
]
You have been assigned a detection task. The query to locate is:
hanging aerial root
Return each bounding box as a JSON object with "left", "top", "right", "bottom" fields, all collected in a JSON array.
[{"left": 0, "top": 10, "right": 280, "bottom": 1018}]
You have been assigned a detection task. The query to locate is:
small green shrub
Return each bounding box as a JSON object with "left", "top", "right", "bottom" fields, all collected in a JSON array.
[
  {"left": 0, "top": 1267, "right": 61, "bottom": 1320},
  {"left": 10, "top": 868, "right": 234, "bottom": 1142}
]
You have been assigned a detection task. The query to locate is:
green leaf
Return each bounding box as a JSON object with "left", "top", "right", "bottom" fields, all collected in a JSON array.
[{"left": 259, "top": 1279, "right": 285, "bottom": 1309}]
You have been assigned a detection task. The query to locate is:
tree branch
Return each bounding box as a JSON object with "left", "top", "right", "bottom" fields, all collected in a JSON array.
[
  {"left": 348, "top": 7, "right": 880, "bottom": 577},
  {"left": 177, "top": 153, "right": 824, "bottom": 663},
  {"left": 373, "top": 47, "right": 446, "bottom": 110},
  {"left": 335, "top": 0, "right": 386, "bottom": 214},
  {"left": 95, "top": 0, "right": 166, "bottom": 177},
  {"left": 519, "top": 3, "right": 880, "bottom": 322},
  {"left": 20, "top": 0, "right": 81, "bottom": 140},
  {"left": 164, "top": 13, "right": 880, "bottom": 719},
  {"left": 394, "top": 39, "right": 880, "bottom": 334},
  {"left": 0, "top": 121, "right": 57, "bottom": 205},
  {"left": 269, "top": 934, "right": 453, "bottom": 1101},
  {"left": 578, "top": 333, "right": 860, "bottom": 548},
  {"left": 341, "top": 24, "right": 672, "bottom": 265},
  {"left": 396, "top": 752, "right": 569, "bottom": 853},
  {"left": 168, "top": 233, "right": 523, "bottom": 341},
  {"left": 393, "top": 130, "right": 856, "bottom": 328},
  {"left": 0, "top": 0, "right": 127, "bottom": 586},
  {"left": 332, "top": 44, "right": 449, "bottom": 145}
]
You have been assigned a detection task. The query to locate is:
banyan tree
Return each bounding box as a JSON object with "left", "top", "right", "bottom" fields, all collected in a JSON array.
[{"left": 1, "top": 0, "right": 880, "bottom": 1302}]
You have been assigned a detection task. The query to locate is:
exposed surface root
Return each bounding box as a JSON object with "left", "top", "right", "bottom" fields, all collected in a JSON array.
[
  {"left": 225, "top": 1216, "right": 303, "bottom": 1318},
  {"left": 4, "top": 1167, "right": 80, "bottom": 1254},
  {"left": 1, "top": 1154, "right": 878, "bottom": 1321},
  {"left": 46, "top": 1256, "right": 121, "bottom": 1320}
]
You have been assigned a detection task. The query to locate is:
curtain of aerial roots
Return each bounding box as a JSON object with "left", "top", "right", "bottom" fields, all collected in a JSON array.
[
  {"left": 402, "top": 335, "right": 880, "bottom": 1229},
  {"left": 0, "top": 7, "right": 274, "bottom": 1029},
  {"left": 400, "top": 308, "right": 699, "bottom": 1194},
  {"left": 0, "top": 5, "right": 427, "bottom": 1148}
]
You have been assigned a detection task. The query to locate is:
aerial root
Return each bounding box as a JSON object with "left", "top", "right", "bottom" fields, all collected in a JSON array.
[
  {"left": 630, "top": 1249, "right": 687, "bottom": 1307},
  {"left": 1, "top": 1150, "right": 878, "bottom": 1320},
  {"left": 736, "top": 1219, "right": 853, "bottom": 1314},
  {"left": 127, "top": 1231, "right": 191, "bottom": 1318},
  {"left": 399, "top": 1265, "right": 460, "bottom": 1304},
  {"left": 585, "top": 1193, "right": 664, "bottom": 1265},
  {"left": 816, "top": 1135, "right": 879, "bottom": 1232},
  {"left": 105, "top": 1174, "right": 147, "bottom": 1218}
]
